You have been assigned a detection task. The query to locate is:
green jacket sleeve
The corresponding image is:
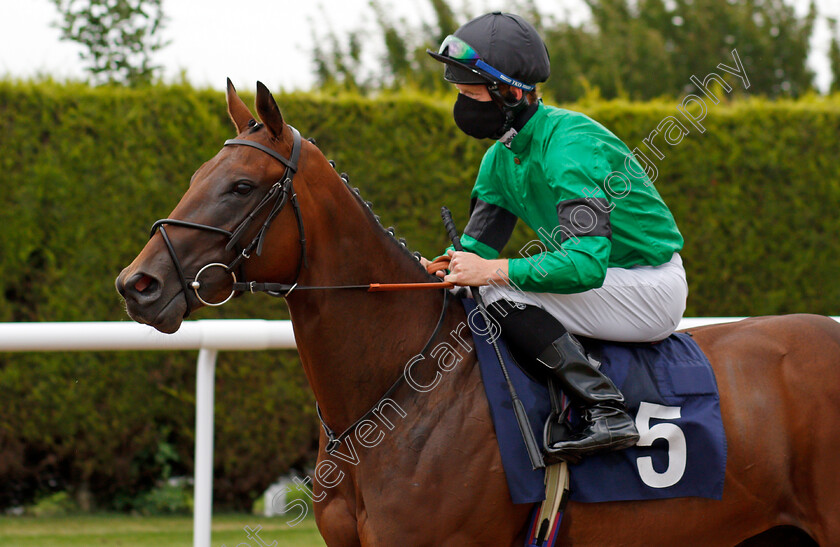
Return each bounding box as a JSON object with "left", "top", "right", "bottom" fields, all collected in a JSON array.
[{"left": 506, "top": 137, "right": 613, "bottom": 294}]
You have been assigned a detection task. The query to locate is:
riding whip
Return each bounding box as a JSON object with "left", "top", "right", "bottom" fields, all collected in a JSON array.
[{"left": 441, "top": 207, "right": 545, "bottom": 470}]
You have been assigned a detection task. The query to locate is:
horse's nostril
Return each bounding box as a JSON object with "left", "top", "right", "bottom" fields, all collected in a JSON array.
[
  {"left": 124, "top": 273, "right": 160, "bottom": 299},
  {"left": 134, "top": 274, "right": 153, "bottom": 293}
]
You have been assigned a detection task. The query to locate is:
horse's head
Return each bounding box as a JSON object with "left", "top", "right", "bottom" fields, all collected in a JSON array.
[{"left": 116, "top": 80, "right": 317, "bottom": 333}]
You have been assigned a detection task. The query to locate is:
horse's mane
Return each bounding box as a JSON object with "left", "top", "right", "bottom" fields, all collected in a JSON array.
[
  {"left": 314, "top": 140, "right": 434, "bottom": 278},
  {"left": 248, "top": 121, "right": 434, "bottom": 278}
]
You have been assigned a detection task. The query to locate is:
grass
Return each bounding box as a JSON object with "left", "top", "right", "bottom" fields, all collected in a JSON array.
[{"left": 0, "top": 513, "right": 327, "bottom": 546}]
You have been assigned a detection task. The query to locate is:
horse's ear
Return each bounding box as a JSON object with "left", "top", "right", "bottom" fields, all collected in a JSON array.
[
  {"left": 255, "top": 81, "right": 285, "bottom": 140},
  {"left": 226, "top": 78, "right": 254, "bottom": 134}
]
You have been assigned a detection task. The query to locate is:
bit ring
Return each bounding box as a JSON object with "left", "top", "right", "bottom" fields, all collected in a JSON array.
[{"left": 191, "top": 263, "right": 236, "bottom": 307}]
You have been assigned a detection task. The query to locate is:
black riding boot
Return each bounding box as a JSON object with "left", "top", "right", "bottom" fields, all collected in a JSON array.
[
  {"left": 537, "top": 332, "right": 639, "bottom": 462},
  {"left": 487, "top": 300, "right": 639, "bottom": 463}
]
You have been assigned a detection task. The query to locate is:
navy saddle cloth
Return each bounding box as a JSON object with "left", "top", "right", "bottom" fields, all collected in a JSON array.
[{"left": 462, "top": 299, "right": 727, "bottom": 505}]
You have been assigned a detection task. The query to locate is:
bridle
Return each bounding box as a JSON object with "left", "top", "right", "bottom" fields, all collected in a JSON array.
[
  {"left": 149, "top": 125, "right": 306, "bottom": 317},
  {"left": 146, "top": 122, "right": 453, "bottom": 452},
  {"left": 150, "top": 124, "right": 453, "bottom": 318}
]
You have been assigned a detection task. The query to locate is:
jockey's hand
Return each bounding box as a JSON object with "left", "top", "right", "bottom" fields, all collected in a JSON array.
[
  {"left": 419, "top": 256, "right": 431, "bottom": 268},
  {"left": 443, "top": 250, "right": 508, "bottom": 287}
]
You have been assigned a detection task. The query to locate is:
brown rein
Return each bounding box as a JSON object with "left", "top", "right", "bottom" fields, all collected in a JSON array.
[
  {"left": 238, "top": 256, "right": 454, "bottom": 297},
  {"left": 369, "top": 257, "right": 452, "bottom": 291}
]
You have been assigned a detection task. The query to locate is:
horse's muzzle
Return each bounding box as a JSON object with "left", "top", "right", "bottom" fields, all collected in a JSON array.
[{"left": 115, "top": 269, "right": 187, "bottom": 333}]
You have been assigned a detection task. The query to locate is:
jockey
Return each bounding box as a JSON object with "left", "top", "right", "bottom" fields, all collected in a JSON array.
[{"left": 423, "top": 12, "right": 688, "bottom": 462}]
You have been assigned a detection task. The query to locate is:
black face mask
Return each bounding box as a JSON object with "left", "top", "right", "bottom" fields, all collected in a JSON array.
[{"left": 453, "top": 93, "right": 506, "bottom": 140}]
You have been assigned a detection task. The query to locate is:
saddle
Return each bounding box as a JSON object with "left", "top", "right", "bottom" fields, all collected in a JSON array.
[
  {"left": 465, "top": 297, "right": 726, "bottom": 505},
  {"left": 426, "top": 260, "right": 726, "bottom": 545}
]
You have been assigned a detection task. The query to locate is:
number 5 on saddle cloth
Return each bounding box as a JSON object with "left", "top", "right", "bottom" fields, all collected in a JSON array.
[{"left": 463, "top": 298, "right": 727, "bottom": 505}]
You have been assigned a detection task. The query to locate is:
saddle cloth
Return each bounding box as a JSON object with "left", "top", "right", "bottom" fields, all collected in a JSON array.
[{"left": 462, "top": 299, "right": 727, "bottom": 504}]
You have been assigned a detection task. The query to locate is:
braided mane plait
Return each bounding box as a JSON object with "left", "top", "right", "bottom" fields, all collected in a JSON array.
[{"left": 320, "top": 152, "right": 428, "bottom": 274}]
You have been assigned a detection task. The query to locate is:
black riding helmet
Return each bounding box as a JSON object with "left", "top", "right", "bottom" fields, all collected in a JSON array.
[
  {"left": 428, "top": 12, "right": 550, "bottom": 140},
  {"left": 427, "top": 12, "right": 550, "bottom": 90}
]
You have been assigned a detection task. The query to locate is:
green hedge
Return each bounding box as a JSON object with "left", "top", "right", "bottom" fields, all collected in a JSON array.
[{"left": 0, "top": 81, "right": 838, "bottom": 510}]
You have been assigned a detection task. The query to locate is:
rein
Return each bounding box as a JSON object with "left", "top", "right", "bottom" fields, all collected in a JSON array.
[
  {"left": 149, "top": 125, "right": 451, "bottom": 314},
  {"left": 234, "top": 280, "right": 453, "bottom": 297}
]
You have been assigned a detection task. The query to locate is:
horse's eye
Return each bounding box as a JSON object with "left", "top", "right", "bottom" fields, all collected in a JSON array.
[{"left": 232, "top": 182, "right": 254, "bottom": 196}]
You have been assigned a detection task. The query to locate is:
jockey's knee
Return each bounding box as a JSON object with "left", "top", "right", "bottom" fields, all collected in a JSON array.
[{"left": 486, "top": 299, "right": 567, "bottom": 367}]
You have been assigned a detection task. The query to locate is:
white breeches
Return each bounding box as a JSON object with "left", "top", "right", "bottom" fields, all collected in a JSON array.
[{"left": 480, "top": 253, "right": 689, "bottom": 343}]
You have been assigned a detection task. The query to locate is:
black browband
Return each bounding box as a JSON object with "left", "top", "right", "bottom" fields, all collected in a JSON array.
[{"left": 224, "top": 137, "right": 298, "bottom": 170}]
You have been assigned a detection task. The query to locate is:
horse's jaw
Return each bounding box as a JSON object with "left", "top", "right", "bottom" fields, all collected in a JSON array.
[{"left": 130, "top": 295, "right": 187, "bottom": 334}]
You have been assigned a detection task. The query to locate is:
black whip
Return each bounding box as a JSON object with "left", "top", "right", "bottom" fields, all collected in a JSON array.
[{"left": 441, "top": 207, "right": 545, "bottom": 470}]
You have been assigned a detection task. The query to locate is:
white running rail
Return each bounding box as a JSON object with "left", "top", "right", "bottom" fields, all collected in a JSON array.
[
  {"left": 1, "top": 316, "right": 838, "bottom": 546},
  {"left": 0, "top": 319, "right": 295, "bottom": 547}
]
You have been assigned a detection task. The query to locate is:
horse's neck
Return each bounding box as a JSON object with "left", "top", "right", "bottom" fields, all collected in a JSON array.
[{"left": 286, "top": 183, "right": 446, "bottom": 430}]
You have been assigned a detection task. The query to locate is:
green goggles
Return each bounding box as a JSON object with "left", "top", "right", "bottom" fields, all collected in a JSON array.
[{"left": 437, "top": 35, "right": 535, "bottom": 91}]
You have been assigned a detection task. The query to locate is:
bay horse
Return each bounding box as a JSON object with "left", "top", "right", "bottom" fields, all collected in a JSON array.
[{"left": 116, "top": 81, "right": 840, "bottom": 546}]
